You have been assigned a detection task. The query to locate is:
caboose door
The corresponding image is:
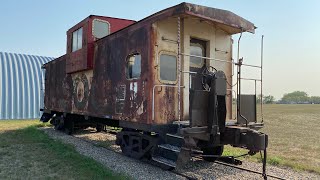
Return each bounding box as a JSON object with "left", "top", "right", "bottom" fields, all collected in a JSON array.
[
  {"left": 189, "top": 38, "right": 208, "bottom": 126},
  {"left": 189, "top": 38, "right": 207, "bottom": 90}
]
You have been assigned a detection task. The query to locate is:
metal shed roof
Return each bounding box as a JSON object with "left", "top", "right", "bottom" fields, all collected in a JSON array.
[{"left": 0, "top": 52, "right": 54, "bottom": 119}]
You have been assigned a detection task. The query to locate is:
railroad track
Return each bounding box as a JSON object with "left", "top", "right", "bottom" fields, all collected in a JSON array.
[
  {"left": 71, "top": 129, "right": 285, "bottom": 180},
  {"left": 193, "top": 156, "right": 286, "bottom": 180}
]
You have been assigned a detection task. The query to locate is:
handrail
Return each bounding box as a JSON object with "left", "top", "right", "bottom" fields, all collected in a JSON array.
[
  {"left": 180, "top": 53, "right": 233, "bottom": 64},
  {"left": 180, "top": 53, "right": 262, "bottom": 69},
  {"left": 240, "top": 78, "right": 262, "bottom": 82},
  {"left": 181, "top": 71, "right": 197, "bottom": 74},
  {"left": 241, "top": 63, "right": 262, "bottom": 69},
  {"left": 177, "top": 17, "right": 182, "bottom": 121}
]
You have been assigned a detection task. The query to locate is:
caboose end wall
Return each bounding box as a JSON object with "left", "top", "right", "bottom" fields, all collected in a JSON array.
[{"left": 152, "top": 16, "right": 233, "bottom": 125}]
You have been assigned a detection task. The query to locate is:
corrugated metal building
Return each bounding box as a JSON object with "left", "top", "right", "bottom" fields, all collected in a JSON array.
[{"left": 0, "top": 52, "right": 54, "bottom": 119}]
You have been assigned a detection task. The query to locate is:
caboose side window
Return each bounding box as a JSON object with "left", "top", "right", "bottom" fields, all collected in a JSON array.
[
  {"left": 126, "top": 53, "right": 141, "bottom": 79},
  {"left": 93, "top": 19, "right": 110, "bottom": 39},
  {"left": 159, "top": 54, "right": 177, "bottom": 82},
  {"left": 72, "top": 27, "right": 83, "bottom": 52}
]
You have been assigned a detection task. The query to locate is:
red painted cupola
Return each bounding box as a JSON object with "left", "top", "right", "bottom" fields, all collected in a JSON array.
[{"left": 66, "top": 15, "right": 135, "bottom": 73}]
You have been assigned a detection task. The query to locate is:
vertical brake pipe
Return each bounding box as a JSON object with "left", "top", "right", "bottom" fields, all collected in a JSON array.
[
  {"left": 236, "top": 29, "right": 249, "bottom": 127},
  {"left": 177, "top": 17, "right": 181, "bottom": 121},
  {"left": 261, "top": 35, "right": 264, "bottom": 123},
  {"left": 236, "top": 30, "right": 243, "bottom": 122},
  {"left": 237, "top": 58, "right": 248, "bottom": 127}
]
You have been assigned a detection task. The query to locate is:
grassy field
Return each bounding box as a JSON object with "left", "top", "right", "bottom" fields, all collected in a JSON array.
[
  {"left": 224, "top": 104, "right": 320, "bottom": 174},
  {"left": 0, "top": 120, "right": 127, "bottom": 179}
]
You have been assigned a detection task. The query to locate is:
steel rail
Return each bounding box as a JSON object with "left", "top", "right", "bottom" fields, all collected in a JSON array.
[
  {"left": 214, "top": 161, "right": 286, "bottom": 180},
  {"left": 192, "top": 156, "right": 286, "bottom": 180}
]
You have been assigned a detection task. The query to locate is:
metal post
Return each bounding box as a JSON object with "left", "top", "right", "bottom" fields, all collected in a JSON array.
[
  {"left": 177, "top": 17, "right": 181, "bottom": 121},
  {"left": 261, "top": 35, "right": 264, "bottom": 123},
  {"left": 255, "top": 80, "right": 257, "bottom": 97},
  {"left": 262, "top": 142, "right": 267, "bottom": 180}
]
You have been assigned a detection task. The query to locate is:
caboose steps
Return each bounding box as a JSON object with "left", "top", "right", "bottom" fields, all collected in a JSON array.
[
  {"left": 152, "top": 156, "right": 176, "bottom": 168},
  {"left": 158, "top": 144, "right": 181, "bottom": 153},
  {"left": 165, "top": 133, "right": 184, "bottom": 147},
  {"left": 151, "top": 133, "right": 185, "bottom": 169}
]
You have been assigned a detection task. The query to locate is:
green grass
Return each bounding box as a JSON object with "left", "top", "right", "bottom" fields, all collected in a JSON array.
[
  {"left": 0, "top": 119, "right": 43, "bottom": 131},
  {"left": 0, "top": 120, "right": 128, "bottom": 179},
  {"left": 226, "top": 104, "right": 320, "bottom": 174}
]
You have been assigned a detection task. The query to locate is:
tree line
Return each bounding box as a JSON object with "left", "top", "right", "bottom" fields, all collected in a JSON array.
[{"left": 257, "top": 91, "right": 320, "bottom": 104}]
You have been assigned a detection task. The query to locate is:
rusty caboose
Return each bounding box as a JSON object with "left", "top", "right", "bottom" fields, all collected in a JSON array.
[{"left": 41, "top": 2, "right": 268, "bottom": 174}]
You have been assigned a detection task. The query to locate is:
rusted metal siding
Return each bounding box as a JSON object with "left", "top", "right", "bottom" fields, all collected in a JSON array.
[
  {"left": 152, "top": 18, "right": 180, "bottom": 124},
  {"left": 44, "top": 24, "right": 153, "bottom": 124},
  {"left": 89, "top": 24, "right": 151, "bottom": 123},
  {"left": 43, "top": 2, "right": 255, "bottom": 125},
  {"left": 44, "top": 55, "right": 73, "bottom": 113}
]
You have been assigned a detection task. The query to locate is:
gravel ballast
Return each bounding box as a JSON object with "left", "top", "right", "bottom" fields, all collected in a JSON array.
[{"left": 41, "top": 128, "right": 320, "bottom": 180}]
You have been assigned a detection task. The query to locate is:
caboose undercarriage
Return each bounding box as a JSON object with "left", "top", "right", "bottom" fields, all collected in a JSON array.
[{"left": 40, "top": 2, "right": 268, "bottom": 179}]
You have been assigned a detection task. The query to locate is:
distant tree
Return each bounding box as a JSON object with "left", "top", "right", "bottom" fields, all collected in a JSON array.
[
  {"left": 310, "top": 96, "right": 320, "bottom": 104},
  {"left": 256, "top": 94, "right": 263, "bottom": 103},
  {"left": 263, "top": 95, "right": 275, "bottom": 104},
  {"left": 280, "top": 91, "right": 310, "bottom": 104},
  {"left": 256, "top": 94, "right": 275, "bottom": 104}
]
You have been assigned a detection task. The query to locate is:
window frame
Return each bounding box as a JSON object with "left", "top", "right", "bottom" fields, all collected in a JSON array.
[
  {"left": 125, "top": 52, "right": 142, "bottom": 80},
  {"left": 72, "top": 27, "right": 83, "bottom": 52},
  {"left": 92, "top": 19, "right": 110, "bottom": 39},
  {"left": 189, "top": 42, "right": 205, "bottom": 68},
  {"left": 158, "top": 51, "right": 178, "bottom": 84}
]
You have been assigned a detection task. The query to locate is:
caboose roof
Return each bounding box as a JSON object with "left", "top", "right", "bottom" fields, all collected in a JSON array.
[
  {"left": 93, "top": 2, "right": 255, "bottom": 42},
  {"left": 66, "top": 15, "right": 136, "bottom": 35},
  {"left": 129, "top": 2, "right": 256, "bottom": 34}
]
